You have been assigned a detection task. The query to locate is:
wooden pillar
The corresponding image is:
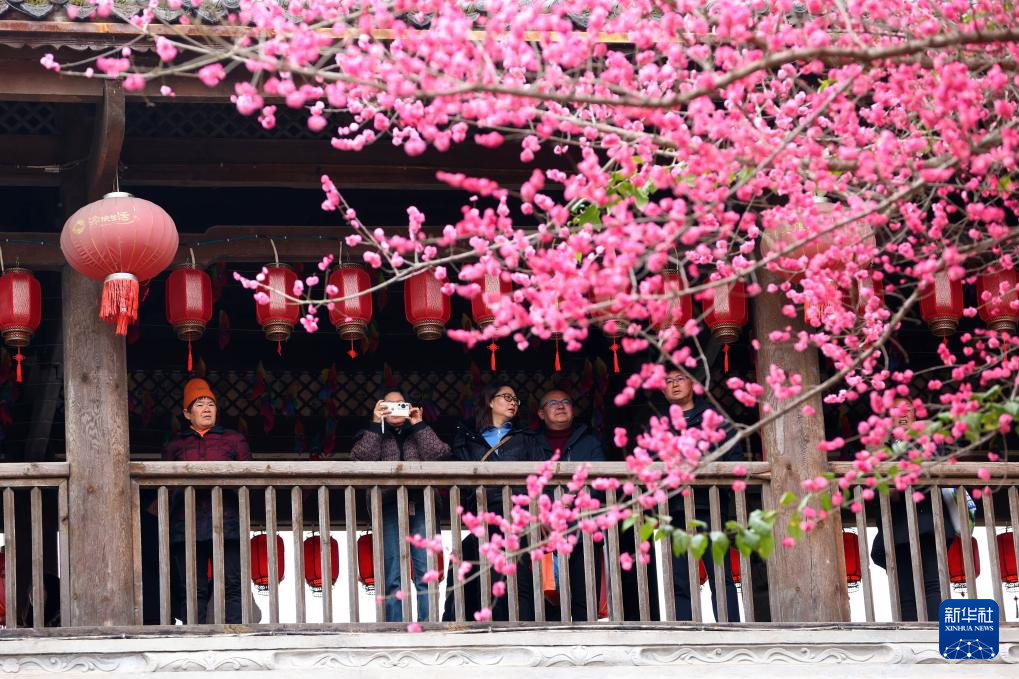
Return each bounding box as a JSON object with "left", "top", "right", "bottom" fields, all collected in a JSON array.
[
  {"left": 753, "top": 269, "right": 849, "bottom": 622},
  {"left": 62, "top": 269, "right": 134, "bottom": 626}
]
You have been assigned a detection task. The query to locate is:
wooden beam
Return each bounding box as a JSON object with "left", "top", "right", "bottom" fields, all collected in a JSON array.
[
  {"left": 62, "top": 267, "right": 135, "bottom": 626},
  {"left": 86, "top": 80, "right": 125, "bottom": 201},
  {"left": 753, "top": 267, "right": 849, "bottom": 622}
]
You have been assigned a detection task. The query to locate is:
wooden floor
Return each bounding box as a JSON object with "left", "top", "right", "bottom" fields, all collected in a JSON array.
[{"left": 0, "top": 624, "right": 1014, "bottom": 677}]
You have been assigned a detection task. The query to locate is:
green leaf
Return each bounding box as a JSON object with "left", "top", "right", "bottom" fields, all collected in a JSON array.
[
  {"left": 787, "top": 514, "right": 804, "bottom": 542},
  {"left": 748, "top": 509, "right": 773, "bottom": 535},
  {"left": 779, "top": 491, "right": 797, "bottom": 507},
  {"left": 687, "top": 518, "right": 708, "bottom": 531},
  {"left": 757, "top": 533, "right": 775, "bottom": 559},
  {"left": 577, "top": 203, "right": 602, "bottom": 227},
  {"left": 820, "top": 492, "right": 833, "bottom": 513},
  {"left": 672, "top": 530, "right": 691, "bottom": 557},
  {"left": 710, "top": 531, "right": 730, "bottom": 565},
  {"left": 621, "top": 516, "right": 636, "bottom": 533},
  {"left": 735, "top": 530, "right": 760, "bottom": 555},
  {"left": 639, "top": 518, "right": 658, "bottom": 543},
  {"left": 690, "top": 533, "right": 709, "bottom": 560}
]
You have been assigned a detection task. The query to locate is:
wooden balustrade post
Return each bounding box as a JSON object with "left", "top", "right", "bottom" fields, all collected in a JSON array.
[
  {"left": 753, "top": 269, "right": 849, "bottom": 622},
  {"left": 62, "top": 267, "right": 135, "bottom": 626}
]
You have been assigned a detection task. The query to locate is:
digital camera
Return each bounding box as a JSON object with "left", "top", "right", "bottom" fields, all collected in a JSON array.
[{"left": 385, "top": 402, "right": 412, "bottom": 417}]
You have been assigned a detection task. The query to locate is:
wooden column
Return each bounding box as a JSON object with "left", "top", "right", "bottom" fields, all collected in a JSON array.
[
  {"left": 62, "top": 269, "right": 134, "bottom": 626},
  {"left": 753, "top": 269, "right": 849, "bottom": 622}
]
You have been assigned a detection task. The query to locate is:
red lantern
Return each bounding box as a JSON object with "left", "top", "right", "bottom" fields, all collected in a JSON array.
[
  {"left": 997, "top": 531, "right": 1019, "bottom": 592},
  {"left": 404, "top": 271, "right": 450, "bottom": 340},
  {"left": 729, "top": 547, "right": 742, "bottom": 587},
  {"left": 357, "top": 533, "right": 376, "bottom": 593},
  {"left": 327, "top": 265, "right": 372, "bottom": 358},
  {"left": 0, "top": 268, "right": 42, "bottom": 383},
  {"left": 165, "top": 265, "right": 213, "bottom": 372},
  {"left": 471, "top": 274, "right": 513, "bottom": 371},
  {"left": 919, "top": 270, "right": 963, "bottom": 337},
  {"left": 61, "top": 192, "right": 178, "bottom": 335},
  {"left": 978, "top": 268, "right": 1019, "bottom": 334},
  {"left": 760, "top": 200, "right": 875, "bottom": 280},
  {"left": 947, "top": 535, "right": 981, "bottom": 590},
  {"left": 702, "top": 279, "right": 747, "bottom": 371},
  {"left": 593, "top": 281, "right": 631, "bottom": 374},
  {"left": 698, "top": 559, "right": 708, "bottom": 587},
  {"left": 660, "top": 268, "right": 694, "bottom": 330},
  {"left": 843, "top": 530, "right": 862, "bottom": 591},
  {"left": 250, "top": 533, "right": 286, "bottom": 592},
  {"left": 255, "top": 264, "right": 300, "bottom": 351},
  {"left": 303, "top": 535, "right": 341, "bottom": 593}
]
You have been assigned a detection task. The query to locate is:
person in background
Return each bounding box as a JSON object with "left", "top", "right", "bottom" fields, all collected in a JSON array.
[
  {"left": 870, "top": 396, "right": 955, "bottom": 621},
  {"left": 442, "top": 382, "right": 542, "bottom": 622},
  {"left": 162, "top": 378, "right": 251, "bottom": 624},
  {"left": 662, "top": 368, "right": 743, "bottom": 622},
  {"left": 535, "top": 388, "right": 606, "bottom": 621},
  {"left": 351, "top": 386, "right": 451, "bottom": 623}
]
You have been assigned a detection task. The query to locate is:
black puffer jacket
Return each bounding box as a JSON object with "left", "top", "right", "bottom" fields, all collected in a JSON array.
[
  {"left": 452, "top": 421, "right": 543, "bottom": 516},
  {"left": 536, "top": 423, "right": 607, "bottom": 463},
  {"left": 668, "top": 398, "right": 746, "bottom": 515}
]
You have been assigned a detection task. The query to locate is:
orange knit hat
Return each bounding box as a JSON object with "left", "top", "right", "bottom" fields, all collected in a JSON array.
[{"left": 183, "top": 378, "right": 216, "bottom": 410}]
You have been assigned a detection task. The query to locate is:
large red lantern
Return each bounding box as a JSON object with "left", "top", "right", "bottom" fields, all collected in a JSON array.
[
  {"left": 357, "top": 533, "right": 376, "bottom": 593},
  {"left": 303, "top": 535, "right": 341, "bottom": 593},
  {"left": 471, "top": 274, "right": 513, "bottom": 371},
  {"left": 660, "top": 268, "right": 694, "bottom": 330},
  {"left": 947, "top": 535, "right": 981, "bottom": 591},
  {"left": 702, "top": 279, "right": 747, "bottom": 371},
  {"left": 404, "top": 271, "right": 450, "bottom": 340},
  {"left": 843, "top": 530, "right": 862, "bottom": 591},
  {"left": 977, "top": 268, "right": 1019, "bottom": 334},
  {"left": 255, "top": 264, "right": 300, "bottom": 351},
  {"left": 165, "top": 264, "right": 213, "bottom": 371},
  {"left": 997, "top": 531, "right": 1019, "bottom": 592},
  {"left": 327, "top": 265, "right": 372, "bottom": 358},
  {"left": 0, "top": 268, "right": 42, "bottom": 382},
  {"left": 61, "top": 192, "right": 178, "bottom": 335},
  {"left": 919, "top": 270, "right": 963, "bottom": 337},
  {"left": 250, "top": 533, "right": 286, "bottom": 593}
]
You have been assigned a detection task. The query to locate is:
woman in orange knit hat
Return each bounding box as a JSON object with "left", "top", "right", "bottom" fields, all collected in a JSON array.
[{"left": 162, "top": 377, "right": 252, "bottom": 624}]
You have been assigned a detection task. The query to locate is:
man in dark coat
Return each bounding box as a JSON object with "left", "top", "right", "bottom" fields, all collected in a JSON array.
[
  {"left": 535, "top": 388, "right": 606, "bottom": 621},
  {"left": 351, "top": 386, "right": 451, "bottom": 622},
  {"left": 162, "top": 378, "right": 252, "bottom": 624},
  {"left": 869, "top": 397, "right": 955, "bottom": 621},
  {"left": 663, "top": 369, "right": 743, "bottom": 622}
]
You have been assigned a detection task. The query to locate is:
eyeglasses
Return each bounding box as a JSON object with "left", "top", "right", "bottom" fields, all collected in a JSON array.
[
  {"left": 664, "top": 375, "right": 690, "bottom": 386},
  {"left": 494, "top": 393, "right": 521, "bottom": 405},
  {"left": 542, "top": 399, "right": 572, "bottom": 409}
]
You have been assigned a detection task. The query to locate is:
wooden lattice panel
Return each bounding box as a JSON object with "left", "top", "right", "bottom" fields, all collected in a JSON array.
[
  {"left": 0, "top": 102, "right": 57, "bottom": 135},
  {"left": 125, "top": 103, "right": 322, "bottom": 140}
]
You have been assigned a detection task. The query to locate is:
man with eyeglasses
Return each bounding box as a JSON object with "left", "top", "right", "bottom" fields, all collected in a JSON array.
[
  {"left": 662, "top": 368, "right": 744, "bottom": 623},
  {"left": 536, "top": 388, "right": 606, "bottom": 621}
]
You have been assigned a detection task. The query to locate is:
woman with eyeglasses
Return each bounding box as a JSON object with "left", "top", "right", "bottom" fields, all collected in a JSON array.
[{"left": 441, "top": 382, "right": 542, "bottom": 622}]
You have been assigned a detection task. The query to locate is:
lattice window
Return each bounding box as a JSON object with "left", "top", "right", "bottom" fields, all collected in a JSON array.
[
  {"left": 0, "top": 102, "right": 57, "bottom": 135},
  {"left": 125, "top": 103, "right": 324, "bottom": 140}
]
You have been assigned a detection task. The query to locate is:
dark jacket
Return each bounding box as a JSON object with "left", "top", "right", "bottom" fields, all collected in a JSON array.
[
  {"left": 351, "top": 421, "right": 451, "bottom": 507},
  {"left": 669, "top": 399, "right": 745, "bottom": 515},
  {"left": 537, "top": 423, "right": 607, "bottom": 503},
  {"left": 536, "top": 423, "right": 607, "bottom": 463},
  {"left": 452, "top": 421, "right": 543, "bottom": 516},
  {"left": 162, "top": 425, "right": 252, "bottom": 543},
  {"left": 870, "top": 488, "right": 957, "bottom": 568}
]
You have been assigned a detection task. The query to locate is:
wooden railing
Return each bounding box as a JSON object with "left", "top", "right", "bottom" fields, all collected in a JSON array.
[
  {"left": 831, "top": 461, "right": 1018, "bottom": 623},
  {"left": 128, "top": 461, "right": 773, "bottom": 626},
  {"left": 0, "top": 463, "right": 70, "bottom": 630}
]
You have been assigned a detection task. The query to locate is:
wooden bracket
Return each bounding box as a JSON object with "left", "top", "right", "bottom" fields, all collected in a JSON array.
[{"left": 85, "top": 79, "right": 125, "bottom": 201}]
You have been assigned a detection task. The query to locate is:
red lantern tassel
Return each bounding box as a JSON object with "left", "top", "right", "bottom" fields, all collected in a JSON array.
[
  {"left": 277, "top": 341, "right": 283, "bottom": 356},
  {"left": 15, "top": 350, "right": 23, "bottom": 383},
  {"left": 99, "top": 274, "right": 139, "bottom": 336},
  {"left": 347, "top": 339, "right": 358, "bottom": 359},
  {"left": 611, "top": 341, "right": 620, "bottom": 374},
  {"left": 488, "top": 341, "right": 498, "bottom": 371},
  {"left": 554, "top": 337, "right": 561, "bottom": 372},
  {"left": 723, "top": 344, "right": 730, "bottom": 373},
  {"left": 187, "top": 340, "right": 193, "bottom": 372}
]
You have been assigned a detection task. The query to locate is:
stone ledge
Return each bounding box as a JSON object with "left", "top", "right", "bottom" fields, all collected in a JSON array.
[{"left": 0, "top": 625, "right": 1015, "bottom": 677}]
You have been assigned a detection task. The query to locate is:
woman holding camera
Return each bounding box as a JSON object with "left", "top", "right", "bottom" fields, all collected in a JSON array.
[
  {"left": 351, "top": 387, "right": 450, "bottom": 622},
  {"left": 442, "top": 382, "right": 543, "bottom": 622}
]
